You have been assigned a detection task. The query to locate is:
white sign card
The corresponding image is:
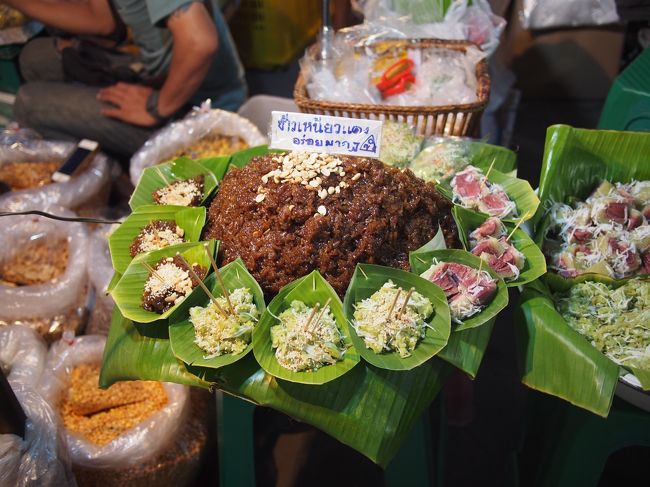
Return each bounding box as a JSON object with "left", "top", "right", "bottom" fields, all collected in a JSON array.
[{"left": 269, "top": 111, "right": 383, "bottom": 158}]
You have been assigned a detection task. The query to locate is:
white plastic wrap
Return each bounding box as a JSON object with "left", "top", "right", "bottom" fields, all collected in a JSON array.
[
  {"left": 0, "top": 325, "right": 47, "bottom": 388},
  {"left": 355, "top": 0, "right": 505, "bottom": 56},
  {"left": 41, "top": 335, "right": 190, "bottom": 469},
  {"left": 0, "top": 208, "right": 89, "bottom": 339},
  {"left": 130, "top": 102, "right": 268, "bottom": 186},
  {"left": 520, "top": 0, "right": 619, "bottom": 29},
  {"left": 86, "top": 226, "right": 118, "bottom": 336},
  {"left": 0, "top": 136, "right": 111, "bottom": 213},
  {"left": 301, "top": 0, "right": 499, "bottom": 108},
  {"left": 0, "top": 326, "right": 75, "bottom": 487}
]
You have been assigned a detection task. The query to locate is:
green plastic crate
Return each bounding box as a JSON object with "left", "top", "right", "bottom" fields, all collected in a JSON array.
[{"left": 598, "top": 48, "right": 650, "bottom": 132}]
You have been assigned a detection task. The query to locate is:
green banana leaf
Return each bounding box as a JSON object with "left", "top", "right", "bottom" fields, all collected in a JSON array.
[
  {"left": 409, "top": 248, "right": 509, "bottom": 331},
  {"left": 128, "top": 157, "right": 220, "bottom": 211},
  {"left": 100, "top": 308, "right": 216, "bottom": 389},
  {"left": 106, "top": 271, "right": 122, "bottom": 294},
  {"left": 467, "top": 141, "right": 518, "bottom": 174},
  {"left": 452, "top": 206, "right": 547, "bottom": 288},
  {"left": 108, "top": 205, "right": 206, "bottom": 274},
  {"left": 410, "top": 224, "right": 495, "bottom": 377},
  {"left": 343, "top": 264, "right": 451, "bottom": 371},
  {"left": 517, "top": 126, "right": 650, "bottom": 415},
  {"left": 100, "top": 306, "right": 453, "bottom": 467},
  {"left": 515, "top": 294, "right": 619, "bottom": 417},
  {"left": 169, "top": 259, "right": 266, "bottom": 369},
  {"left": 228, "top": 145, "right": 280, "bottom": 169},
  {"left": 437, "top": 167, "right": 540, "bottom": 224},
  {"left": 110, "top": 240, "right": 217, "bottom": 324},
  {"left": 533, "top": 125, "right": 650, "bottom": 290},
  {"left": 437, "top": 318, "right": 495, "bottom": 379},
  {"left": 253, "top": 271, "right": 361, "bottom": 385},
  {"left": 196, "top": 155, "right": 231, "bottom": 180},
  {"left": 534, "top": 125, "right": 650, "bottom": 232}
]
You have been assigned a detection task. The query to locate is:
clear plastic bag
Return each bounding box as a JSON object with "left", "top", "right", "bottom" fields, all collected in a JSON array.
[
  {"left": 86, "top": 226, "right": 118, "bottom": 336},
  {"left": 0, "top": 325, "right": 47, "bottom": 388},
  {"left": 354, "top": 0, "right": 505, "bottom": 55},
  {"left": 520, "top": 0, "right": 619, "bottom": 29},
  {"left": 0, "top": 136, "right": 111, "bottom": 213},
  {"left": 0, "top": 326, "right": 76, "bottom": 487},
  {"left": 41, "top": 335, "right": 190, "bottom": 469},
  {"left": 301, "top": 0, "right": 500, "bottom": 107},
  {"left": 0, "top": 208, "right": 89, "bottom": 341},
  {"left": 130, "top": 101, "right": 268, "bottom": 186}
]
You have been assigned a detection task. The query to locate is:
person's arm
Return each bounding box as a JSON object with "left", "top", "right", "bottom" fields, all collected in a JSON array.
[
  {"left": 3, "top": 0, "right": 115, "bottom": 36},
  {"left": 97, "top": 2, "right": 218, "bottom": 127}
]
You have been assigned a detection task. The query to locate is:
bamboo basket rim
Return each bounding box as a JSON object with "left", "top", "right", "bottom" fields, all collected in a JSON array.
[{"left": 293, "top": 38, "right": 490, "bottom": 115}]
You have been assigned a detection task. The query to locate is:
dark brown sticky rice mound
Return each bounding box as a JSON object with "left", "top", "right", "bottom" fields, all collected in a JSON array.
[{"left": 204, "top": 154, "right": 459, "bottom": 296}]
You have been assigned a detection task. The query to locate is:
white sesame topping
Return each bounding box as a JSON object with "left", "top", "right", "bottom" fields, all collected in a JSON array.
[
  {"left": 317, "top": 205, "right": 327, "bottom": 216},
  {"left": 255, "top": 193, "right": 266, "bottom": 203},
  {"left": 352, "top": 173, "right": 361, "bottom": 181}
]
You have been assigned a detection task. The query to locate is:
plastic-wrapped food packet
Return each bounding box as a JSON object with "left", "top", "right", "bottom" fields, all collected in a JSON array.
[
  {"left": 379, "top": 121, "right": 423, "bottom": 167},
  {"left": 0, "top": 208, "right": 89, "bottom": 341},
  {"left": 409, "top": 136, "right": 473, "bottom": 183},
  {"left": 0, "top": 326, "right": 76, "bottom": 487},
  {"left": 130, "top": 101, "right": 268, "bottom": 186},
  {"left": 86, "top": 226, "right": 118, "bottom": 336},
  {"left": 40, "top": 335, "right": 190, "bottom": 469},
  {"left": 302, "top": 0, "right": 501, "bottom": 107},
  {"left": 0, "top": 136, "right": 111, "bottom": 213},
  {"left": 520, "top": 0, "right": 619, "bottom": 29}
]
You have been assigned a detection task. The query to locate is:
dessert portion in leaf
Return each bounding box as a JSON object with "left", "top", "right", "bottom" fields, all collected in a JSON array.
[
  {"left": 545, "top": 180, "right": 650, "bottom": 279},
  {"left": 352, "top": 281, "right": 433, "bottom": 358},
  {"left": 129, "top": 220, "right": 185, "bottom": 257},
  {"left": 152, "top": 175, "right": 204, "bottom": 207},
  {"left": 190, "top": 287, "right": 259, "bottom": 357},
  {"left": 142, "top": 255, "right": 206, "bottom": 313},
  {"left": 469, "top": 217, "right": 525, "bottom": 281},
  {"left": 270, "top": 300, "right": 347, "bottom": 372},
  {"left": 451, "top": 166, "right": 517, "bottom": 219},
  {"left": 421, "top": 260, "right": 496, "bottom": 323}
]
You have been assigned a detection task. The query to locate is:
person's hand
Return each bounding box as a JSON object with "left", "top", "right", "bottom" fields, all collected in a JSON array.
[{"left": 97, "top": 83, "right": 158, "bottom": 127}]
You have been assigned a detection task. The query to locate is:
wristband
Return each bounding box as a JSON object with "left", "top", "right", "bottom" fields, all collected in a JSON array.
[{"left": 145, "top": 90, "right": 169, "bottom": 124}]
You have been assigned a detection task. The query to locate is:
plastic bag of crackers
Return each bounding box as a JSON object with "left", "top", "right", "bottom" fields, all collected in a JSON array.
[
  {"left": 0, "top": 135, "right": 111, "bottom": 213},
  {"left": 0, "top": 208, "right": 90, "bottom": 342},
  {"left": 129, "top": 100, "right": 267, "bottom": 186},
  {"left": 85, "top": 226, "right": 118, "bottom": 336},
  {"left": 40, "top": 334, "right": 190, "bottom": 472},
  {"left": 0, "top": 326, "right": 76, "bottom": 487}
]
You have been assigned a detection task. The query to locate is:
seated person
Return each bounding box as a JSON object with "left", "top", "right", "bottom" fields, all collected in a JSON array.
[{"left": 6, "top": 0, "right": 247, "bottom": 158}]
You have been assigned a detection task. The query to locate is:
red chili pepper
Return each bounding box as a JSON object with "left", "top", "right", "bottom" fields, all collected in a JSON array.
[{"left": 376, "top": 58, "right": 416, "bottom": 98}]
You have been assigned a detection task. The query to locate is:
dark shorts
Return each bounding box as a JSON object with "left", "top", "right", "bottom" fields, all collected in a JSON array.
[{"left": 14, "top": 38, "right": 156, "bottom": 158}]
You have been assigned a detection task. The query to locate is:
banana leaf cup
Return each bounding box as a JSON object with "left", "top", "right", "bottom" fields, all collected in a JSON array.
[
  {"left": 436, "top": 166, "right": 539, "bottom": 224},
  {"left": 518, "top": 125, "right": 650, "bottom": 417},
  {"left": 409, "top": 248, "right": 509, "bottom": 331},
  {"left": 110, "top": 240, "right": 218, "bottom": 324},
  {"left": 343, "top": 264, "right": 451, "bottom": 371},
  {"left": 169, "top": 258, "right": 265, "bottom": 369},
  {"left": 128, "top": 157, "right": 224, "bottom": 211},
  {"left": 253, "top": 271, "right": 360, "bottom": 385},
  {"left": 108, "top": 205, "right": 206, "bottom": 274},
  {"left": 453, "top": 206, "right": 547, "bottom": 288}
]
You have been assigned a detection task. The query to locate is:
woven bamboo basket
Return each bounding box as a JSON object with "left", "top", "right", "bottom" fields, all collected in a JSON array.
[{"left": 294, "top": 38, "right": 490, "bottom": 137}]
